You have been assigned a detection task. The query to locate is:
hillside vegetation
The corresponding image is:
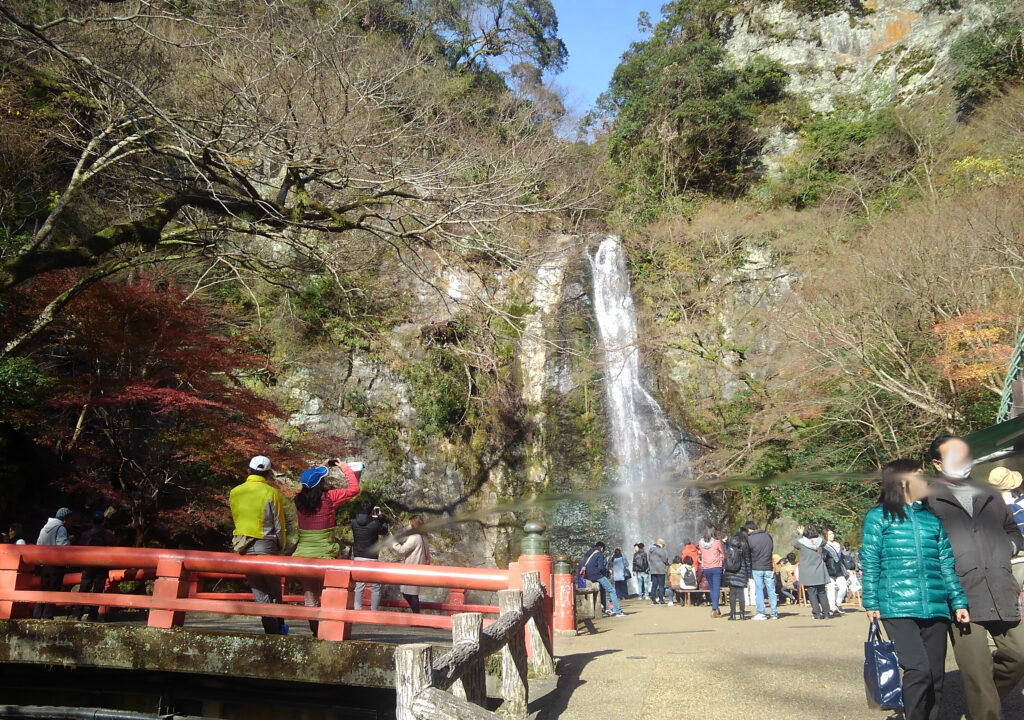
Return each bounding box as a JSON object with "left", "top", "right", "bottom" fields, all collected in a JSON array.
[
  {"left": 595, "top": 0, "right": 1024, "bottom": 535},
  {"left": 3, "top": 0, "right": 1024, "bottom": 548},
  {"left": 0, "top": 0, "right": 595, "bottom": 545}
]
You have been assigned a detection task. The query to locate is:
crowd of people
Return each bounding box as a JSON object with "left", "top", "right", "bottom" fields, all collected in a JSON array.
[
  {"left": 578, "top": 522, "right": 863, "bottom": 622},
  {"left": 7, "top": 432, "right": 1024, "bottom": 718},
  {"left": 578, "top": 433, "right": 1024, "bottom": 720},
  {"left": 2, "top": 454, "right": 433, "bottom": 633}
]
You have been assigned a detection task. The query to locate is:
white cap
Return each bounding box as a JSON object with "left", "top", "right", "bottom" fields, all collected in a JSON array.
[
  {"left": 348, "top": 461, "right": 364, "bottom": 474},
  {"left": 249, "top": 455, "right": 272, "bottom": 473}
]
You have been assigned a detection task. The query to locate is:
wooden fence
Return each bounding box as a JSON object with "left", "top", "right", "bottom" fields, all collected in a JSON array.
[{"left": 395, "top": 570, "right": 554, "bottom": 720}]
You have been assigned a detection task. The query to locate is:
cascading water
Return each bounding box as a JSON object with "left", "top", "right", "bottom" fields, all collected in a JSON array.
[{"left": 588, "top": 235, "right": 702, "bottom": 548}]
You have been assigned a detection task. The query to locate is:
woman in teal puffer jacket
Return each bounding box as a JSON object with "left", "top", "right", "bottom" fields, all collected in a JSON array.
[{"left": 861, "top": 458, "right": 970, "bottom": 720}]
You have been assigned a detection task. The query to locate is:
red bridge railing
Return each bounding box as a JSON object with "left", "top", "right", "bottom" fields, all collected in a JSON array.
[{"left": 0, "top": 526, "right": 574, "bottom": 645}]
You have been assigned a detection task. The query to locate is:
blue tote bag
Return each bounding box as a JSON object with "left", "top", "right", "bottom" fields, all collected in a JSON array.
[{"left": 864, "top": 619, "right": 903, "bottom": 710}]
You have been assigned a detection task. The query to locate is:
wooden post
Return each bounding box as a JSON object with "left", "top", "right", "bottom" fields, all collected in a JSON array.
[
  {"left": 395, "top": 643, "right": 433, "bottom": 720},
  {"left": 413, "top": 687, "right": 497, "bottom": 720},
  {"left": 0, "top": 549, "right": 34, "bottom": 619},
  {"left": 497, "top": 589, "right": 528, "bottom": 719},
  {"left": 317, "top": 568, "right": 354, "bottom": 641},
  {"left": 451, "top": 612, "right": 486, "bottom": 706},
  {"left": 1012, "top": 379, "right": 1024, "bottom": 418},
  {"left": 148, "top": 557, "right": 188, "bottom": 628},
  {"left": 522, "top": 572, "right": 554, "bottom": 678}
]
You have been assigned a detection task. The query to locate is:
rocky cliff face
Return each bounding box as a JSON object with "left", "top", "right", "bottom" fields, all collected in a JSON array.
[
  {"left": 726, "top": 0, "right": 992, "bottom": 113},
  {"left": 277, "top": 236, "right": 614, "bottom": 569},
  {"left": 660, "top": 241, "right": 797, "bottom": 409}
]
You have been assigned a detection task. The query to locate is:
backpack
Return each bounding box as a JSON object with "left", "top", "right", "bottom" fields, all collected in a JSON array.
[
  {"left": 85, "top": 527, "right": 111, "bottom": 546},
  {"left": 723, "top": 543, "right": 743, "bottom": 573},
  {"left": 841, "top": 551, "right": 857, "bottom": 571},
  {"left": 824, "top": 547, "right": 845, "bottom": 578},
  {"left": 634, "top": 551, "right": 650, "bottom": 573},
  {"left": 681, "top": 565, "right": 697, "bottom": 588}
]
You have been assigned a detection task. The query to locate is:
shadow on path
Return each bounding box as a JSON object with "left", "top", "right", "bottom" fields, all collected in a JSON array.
[
  {"left": 938, "top": 669, "right": 1024, "bottom": 719},
  {"left": 530, "top": 649, "right": 620, "bottom": 720}
]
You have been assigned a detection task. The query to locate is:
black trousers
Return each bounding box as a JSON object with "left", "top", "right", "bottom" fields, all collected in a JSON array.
[
  {"left": 32, "top": 566, "right": 64, "bottom": 619},
  {"left": 728, "top": 586, "right": 746, "bottom": 616},
  {"left": 402, "top": 593, "right": 421, "bottom": 613},
  {"left": 883, "top": 617, "right": 950, "bottom": 720},
  {"left": 76, "top": 567, "right": 109, "bottom": 620},
  {"left": 805, "top": 584, "right": 830, "bottom": 618},
  {"left": 650, "top": 574, "right": 666, "bottom": 603}
]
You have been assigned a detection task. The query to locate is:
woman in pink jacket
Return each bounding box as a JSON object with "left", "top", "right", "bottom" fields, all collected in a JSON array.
[{"left": 698, "top": 526, "right": 726, "bottom": 618}]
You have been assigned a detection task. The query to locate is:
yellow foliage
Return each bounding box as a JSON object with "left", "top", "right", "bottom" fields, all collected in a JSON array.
[{"left": 932, "top": 312, "right": 1013, "bottom": 390}]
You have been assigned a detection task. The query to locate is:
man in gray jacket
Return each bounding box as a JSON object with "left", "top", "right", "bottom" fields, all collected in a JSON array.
[
  {"left": 33, "top": 507, "right": 72, "bottom": 619},
  {"left": 925, "top": 435, "right": 1024, "bottom": 720},
  {"left": 648, "top": 538, "right": 670, "bottom": 606}
]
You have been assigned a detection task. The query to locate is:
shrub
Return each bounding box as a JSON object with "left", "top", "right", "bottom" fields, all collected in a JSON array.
[
  {"left": 767, "top": 106, "right": 917, "bottom": 209},
  {"left": 783, "top": 0, "right": 851, "bottom": 17},
  {"left": 949, "top": 9, "right": 1024, "bottom": 115},
  {"left": 407, "top": 348, "right": 469, "bottom": 436}
]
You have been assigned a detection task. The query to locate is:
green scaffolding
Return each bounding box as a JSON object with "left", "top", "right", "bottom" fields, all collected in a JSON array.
[{"left": 998, "top": 325, "right": 1024, "bottom": 423}]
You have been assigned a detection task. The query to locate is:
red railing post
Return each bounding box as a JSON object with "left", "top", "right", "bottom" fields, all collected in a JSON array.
[
  {"left": 0, "top": 547, "right": 34, "bottom": 619},
  {"left": 517, "top": 522, "right": 554, "bottom": 655},
  {"left": 448, "top": 588, "right": 466, "bottom": 609},
  {"left": 317, "top": 568, "right": 354, "bottom": 641},
  {"left": 148, "top": 557, "right": 188, "bottom": 628},
  {"left": 553, "top": 556, "right": 576, "bottom": 637}
]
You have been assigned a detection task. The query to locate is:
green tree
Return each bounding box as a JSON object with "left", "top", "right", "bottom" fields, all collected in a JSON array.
[
  {"left": 595, "top": 0, "right": 788, "bottom": 214},
  {"left": 422, "top": 0, "right": 568, "bottom": 74}
]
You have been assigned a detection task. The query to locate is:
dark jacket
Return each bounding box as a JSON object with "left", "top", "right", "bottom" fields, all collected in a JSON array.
[
  {"left": 747, "top": 530, "right": 774, "bottom": 572},
  {"left": 860, "top": 503, "right": 967, "bottom": 619},
  {"left": 78, "top": 526, "right": 115, "bottom": 547},
  {"left": 925, "top": 479, "right": 1024, "bottom": 623},
  {"left": 632, "top": 549, "right": 650, "bottom": 573},
  {"left": 351, "top": 513, "right": 388, "bottom": 559},
  {"left": 648, "top": 544, "right": 670, "bottom": 575},
  {"left": 582, "top": 546, "right": 608, "bottom": 581},
  {"left": 723, "top": 534, "right": 752, "bottom": 588}
]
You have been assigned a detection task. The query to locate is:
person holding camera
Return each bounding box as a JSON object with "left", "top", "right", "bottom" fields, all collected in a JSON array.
[
  {"left": 393, "top": 515, "right": 431, "bottom": 613},
  {"left": 351, "top": 500, "right": 389, "bottom": 611},
  {"left": 292, "top": 458, "right": 363, "bottom": 634}
]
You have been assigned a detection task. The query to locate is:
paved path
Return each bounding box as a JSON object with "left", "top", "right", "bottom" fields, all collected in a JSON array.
[{"left": 541, "top": 598, "right": 1024, "bottom": 720}]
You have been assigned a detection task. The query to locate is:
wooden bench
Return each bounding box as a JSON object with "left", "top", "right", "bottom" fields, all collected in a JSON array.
[{"left": 667, "top": 589, "right": 729, "bottom": 606}]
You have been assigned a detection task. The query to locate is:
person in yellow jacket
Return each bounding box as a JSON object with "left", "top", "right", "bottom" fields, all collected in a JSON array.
[{"left": 230, "top": 455, "right": 287, "bottom": 634}]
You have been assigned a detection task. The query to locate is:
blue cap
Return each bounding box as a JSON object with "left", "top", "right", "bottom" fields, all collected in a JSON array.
[{"left": 300, "top": 466, "right": 329, "bottom": 489}]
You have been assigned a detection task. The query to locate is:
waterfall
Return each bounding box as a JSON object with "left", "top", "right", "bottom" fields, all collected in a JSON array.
[{"left": 588, "top": 235, "right": 701, "bottom": 549}]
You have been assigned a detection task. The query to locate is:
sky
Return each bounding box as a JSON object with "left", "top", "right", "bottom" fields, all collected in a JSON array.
[{"left": 552, "top": 1, "right": 661, "bottom": 114}]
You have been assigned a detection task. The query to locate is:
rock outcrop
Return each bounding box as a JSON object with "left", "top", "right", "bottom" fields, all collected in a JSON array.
[{"left": 725, "top": 0, "right": 993, "bottom": 113}]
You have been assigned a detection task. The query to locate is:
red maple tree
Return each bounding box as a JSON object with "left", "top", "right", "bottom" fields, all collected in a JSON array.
[{"left": 4, "top": 271, "right": 316, "bottom": 546}]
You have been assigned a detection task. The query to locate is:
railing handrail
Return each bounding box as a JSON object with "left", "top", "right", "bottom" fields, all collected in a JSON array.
[{"left": 0, "top": 544, "right": 509, "bottom": 592}]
